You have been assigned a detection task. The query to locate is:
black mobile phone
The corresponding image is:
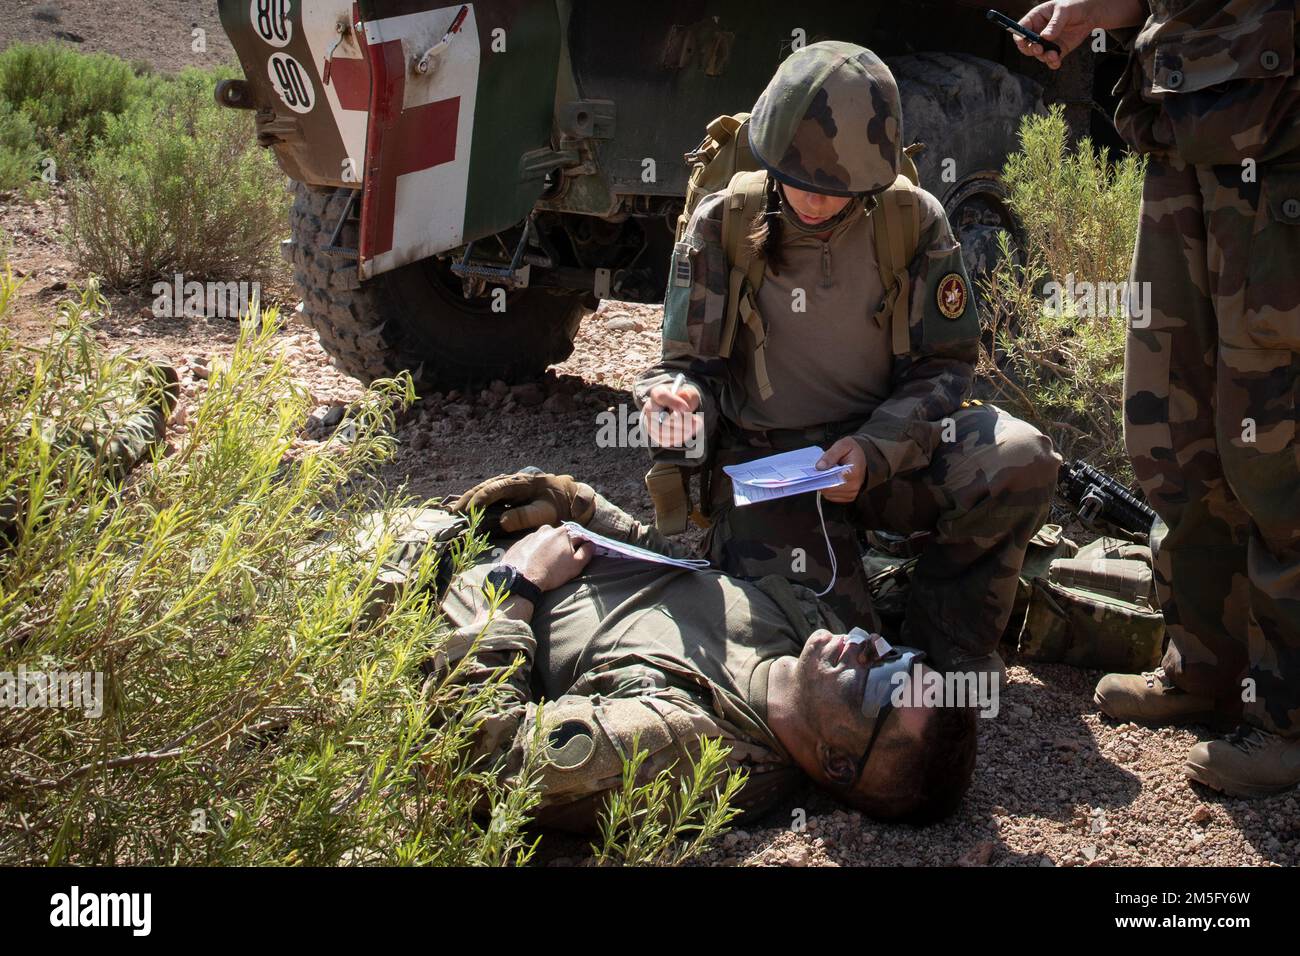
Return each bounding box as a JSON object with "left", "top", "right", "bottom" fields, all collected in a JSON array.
[{"left": 986, "top": 8, "right": 1063, "bottom": 55}]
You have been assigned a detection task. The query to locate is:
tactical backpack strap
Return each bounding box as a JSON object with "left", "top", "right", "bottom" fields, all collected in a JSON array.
[
  {"left": 677, "top": 112, "right": 753, "bottom": 243},
  {"left": 722, "top": 169, "right": 773, "bottom": 398},
  {"left": 871, "top": 175, "right": 921, "bottom": 358}
]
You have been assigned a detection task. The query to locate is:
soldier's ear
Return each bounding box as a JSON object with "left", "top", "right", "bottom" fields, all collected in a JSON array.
[{"left": 818, "top": 743, "right": 856, "bottom": 787}]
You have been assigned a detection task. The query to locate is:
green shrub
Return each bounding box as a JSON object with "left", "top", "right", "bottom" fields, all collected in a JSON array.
[
  {"left": 0, "top": 280, "right": 741, "bottom": 865},
  {"left": 592, "top": 736, "right": 746, "bottom": 866},
  {"left": 0, "top": 42, "right": 148, "bottom": 158},
  {"left": 976, "top": 106, "right": 1147, "bottom": 476},
  {"left": 65, "top": 67, "right": 289, "bottom": 289},
  {"left": 0, "top": 278, "right": 544, "bottom": 865},
  {"left": 0, "top": 101, "right": 42, "bottom": 191}
]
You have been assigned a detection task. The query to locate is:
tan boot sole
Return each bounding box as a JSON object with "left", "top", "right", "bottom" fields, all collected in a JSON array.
[{"left": 1183, "top": 757, "right": 1300, "bottom": 800}]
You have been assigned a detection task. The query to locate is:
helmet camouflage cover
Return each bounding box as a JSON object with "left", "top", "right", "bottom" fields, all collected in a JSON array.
[{"left": 749, "top": 40, "right": 903, "bottom": 196}]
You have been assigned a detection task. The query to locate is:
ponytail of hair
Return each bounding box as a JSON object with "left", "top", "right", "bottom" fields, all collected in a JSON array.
[{"left": 746, "top": 179, "right": 785, "bottom": 276}]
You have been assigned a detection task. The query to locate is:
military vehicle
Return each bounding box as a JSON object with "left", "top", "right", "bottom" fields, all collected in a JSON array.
[{"left": 215, "top": 0, "right": 1115, "bottom": 387}]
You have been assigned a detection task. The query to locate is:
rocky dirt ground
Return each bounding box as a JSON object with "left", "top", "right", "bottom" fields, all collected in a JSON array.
[
  {"left": 7, "top": 189, "right": 1299, "bottom": 869},
  {"left": 3, "top": 7, "right": 1297, "bottom": 867},
  {"left": 1, "top": 0, "right": 234, "bottom": 71}
]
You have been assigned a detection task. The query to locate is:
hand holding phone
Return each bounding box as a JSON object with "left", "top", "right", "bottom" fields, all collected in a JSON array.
[{"left": 987, "top": 8, "right": 1062, "bottom": 55}]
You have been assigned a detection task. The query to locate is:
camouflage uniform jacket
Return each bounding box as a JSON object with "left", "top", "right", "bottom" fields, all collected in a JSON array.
[
  {"left": 434, "top": 496, "right": 843, "bottom": 832},
  {"left": 1112, "top": 0, "right": 1300, "bottom": 164},
  {"left": 633, "top": 177, "right": 980, "bottom": 495}
]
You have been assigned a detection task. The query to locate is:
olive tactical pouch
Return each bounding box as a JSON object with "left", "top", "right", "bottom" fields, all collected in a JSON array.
[
  {"left": 1017, "top": 536, "right": 1165, "bottom": 672},
  {"left": 861, "top": 524, "right": 1166, "bottom": 672}
]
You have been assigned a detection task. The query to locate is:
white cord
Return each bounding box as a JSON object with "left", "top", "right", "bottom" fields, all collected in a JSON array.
[{"left": 812, "top": 491, "right": 838, "bottom": 597}]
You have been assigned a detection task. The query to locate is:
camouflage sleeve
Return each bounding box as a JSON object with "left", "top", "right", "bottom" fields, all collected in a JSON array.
[
  {"left": 505, "top": 674, "right": 743, "bottom": 832},
  {"left": 584, "top": 492, "right": 699, "bottom": 559},
  {"left": 632, "top": 192, "right": 734, "bottom": 466},
  {"left": 850, "top": 188, "right": 977, "bottom": 491},
  {"left": 432, "top": 591, "right": 541, "bottom": 776}
]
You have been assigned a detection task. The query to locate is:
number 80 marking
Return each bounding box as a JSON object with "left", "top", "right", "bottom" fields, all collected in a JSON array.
[{"left": 251, "top": 0, "right": 293, "bottom": 47}]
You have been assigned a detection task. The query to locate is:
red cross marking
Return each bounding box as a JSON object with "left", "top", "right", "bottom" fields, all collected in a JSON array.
[{"left": 350, "top": 35, "right": 460, "bottom": 260}]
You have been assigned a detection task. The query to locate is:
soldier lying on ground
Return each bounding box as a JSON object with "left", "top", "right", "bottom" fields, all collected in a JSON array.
[
  {"left": 1, "top": 363, "right": 178, "bottom": 550},
  {"left": 426, "top": 471, "right": 977, "bottom": 831}
]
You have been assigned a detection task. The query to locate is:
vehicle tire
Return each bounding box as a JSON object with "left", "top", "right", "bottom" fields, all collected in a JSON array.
[{"left": 287, "top": 182, "right": 588, "bottom": 388}]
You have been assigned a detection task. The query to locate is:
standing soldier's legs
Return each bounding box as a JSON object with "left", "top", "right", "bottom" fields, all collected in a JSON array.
[
  {"left": 1198, "top": 160, "right": 1300, "bottom": 738},
  {"left": 854, "top": 403, "right": 1059, "bottom": 672},
  {"left": 1120, "top": 156, "right": 1255, "bottom": 707},
  {"left": 1103, "top": 154, "right": 1300, "bottom": 794}
]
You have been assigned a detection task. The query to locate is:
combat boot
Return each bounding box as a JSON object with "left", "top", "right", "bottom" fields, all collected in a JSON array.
[
  {"left": 1185, "top": 726, "right": 1300, "bottom": 798},
  {"left": 1093, "top": 667, "right": 1226, "bottom": 727}
]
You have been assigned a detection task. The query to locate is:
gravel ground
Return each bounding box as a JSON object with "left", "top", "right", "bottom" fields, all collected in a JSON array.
[
  {"left": 5, "top": 190, "right": 1298, "bottom": 868},
  {"left": 0, "top": 0, "right": 235, "bottom": 71},
  {"left": 2, "top": 2, "right": 1297, "bottom": 865}
]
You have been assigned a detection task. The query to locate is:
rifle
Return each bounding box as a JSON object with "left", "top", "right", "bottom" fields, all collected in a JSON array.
[{"left": 1058, "top": 460, "right": 1157, "bottom": 537}]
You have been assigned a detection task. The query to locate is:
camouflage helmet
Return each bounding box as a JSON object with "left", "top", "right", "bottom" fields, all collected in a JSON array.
[{"left": 749, "top": 40, "right": 902, "bottom": 197}]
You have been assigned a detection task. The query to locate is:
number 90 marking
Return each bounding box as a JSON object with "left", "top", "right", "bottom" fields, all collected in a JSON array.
[
  {"left": 251, "top": 0, "right": 293, "bottom": 47},
  {"left": 267, "top": 53, "right": 315, "bottom": 113}
]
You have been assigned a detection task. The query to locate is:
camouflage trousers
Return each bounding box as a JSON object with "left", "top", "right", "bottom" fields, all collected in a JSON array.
[
  {"left": 702, "top": 402, "right": 1060, "bottom": 669},
  {"left": 1125, "top": 154, "right": 1300, "bottom": 736}
]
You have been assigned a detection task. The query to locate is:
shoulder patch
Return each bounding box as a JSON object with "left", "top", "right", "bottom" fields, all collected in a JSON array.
[
  {"left": 545, "top": 719, "right": 596, "bottom": 770},
  {"left": 936, "top": 273, "right": 968, "bottom": 320}
]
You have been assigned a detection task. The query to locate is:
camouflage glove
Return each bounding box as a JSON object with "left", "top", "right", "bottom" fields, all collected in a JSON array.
[{"left": 451, "top": 473, "right": 597, "bottom": 534}]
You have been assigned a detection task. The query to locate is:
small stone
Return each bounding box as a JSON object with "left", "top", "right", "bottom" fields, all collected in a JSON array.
[
  {"left": 784, "top": 844, "right": 812, "bottom": 867},
  {"left": 606, "top": 318, "right": 643, "bottom": 333},
  {"left": 511, "top": 383, "right": 545, "bottom": 407},
  {"left": 489, "top": 379, "right": 510, "bottom": 396},
  {"left": 542, "top": 392, "right": 574, "bottom": 413},
  {"left": 1192, "top": 805, "right": 1213, "bottom": 825},
  {"left": 409, "top": 431, "right": 429, "bottom": 451},
  {"left": 957, "top": 841, "right": 995, "bottom": 867}
]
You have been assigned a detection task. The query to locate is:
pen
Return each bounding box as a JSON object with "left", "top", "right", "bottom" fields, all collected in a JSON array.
[{"left": 657, "top": 373, "right": 685, "bottom": 425}]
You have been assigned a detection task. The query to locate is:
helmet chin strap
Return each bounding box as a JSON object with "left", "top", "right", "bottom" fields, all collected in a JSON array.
[{"left": 773, "top": 182, "right": 862, "bottom": 236}]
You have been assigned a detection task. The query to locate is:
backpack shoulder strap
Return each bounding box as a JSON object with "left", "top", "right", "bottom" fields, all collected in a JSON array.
[
  {"left": 871, "top": 175, "right": 922, "bottom": 357},
  {"left": 721, "top": 169, "right": 773, "bottom": 398}
]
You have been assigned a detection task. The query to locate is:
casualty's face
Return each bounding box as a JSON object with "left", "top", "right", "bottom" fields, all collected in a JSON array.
[
  {"left": 792, "top": 629, "right": 879, "bottom": 748},
  {"left": 780, "top": 184, "right": 854, "bottom": 227}
]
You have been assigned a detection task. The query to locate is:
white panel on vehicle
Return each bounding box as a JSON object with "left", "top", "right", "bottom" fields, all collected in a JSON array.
[{"left": 364, "top": 4, "right": 480, "bottom": 276}]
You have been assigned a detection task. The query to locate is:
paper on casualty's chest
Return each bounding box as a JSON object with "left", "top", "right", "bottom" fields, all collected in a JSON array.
[{"left": 561, "top": 522, "right": 712, "bottom": 570}]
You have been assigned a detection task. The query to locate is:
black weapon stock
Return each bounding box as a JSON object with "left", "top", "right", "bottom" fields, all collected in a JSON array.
[{"left": 1058, "top": 460, "right": 1157, "bottom": 536}]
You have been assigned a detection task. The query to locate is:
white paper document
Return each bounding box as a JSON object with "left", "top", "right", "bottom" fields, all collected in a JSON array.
[
  {"left": 561, "top": 522, "right": 712, "bottom": 570},
  {"left": 722, "top": 446, "right": 849, "bottom": 506}
]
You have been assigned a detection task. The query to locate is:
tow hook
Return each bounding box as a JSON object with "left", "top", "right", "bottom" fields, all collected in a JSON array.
[{"left": 214, "top": 79, "right": 255, "bottom": 110}]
